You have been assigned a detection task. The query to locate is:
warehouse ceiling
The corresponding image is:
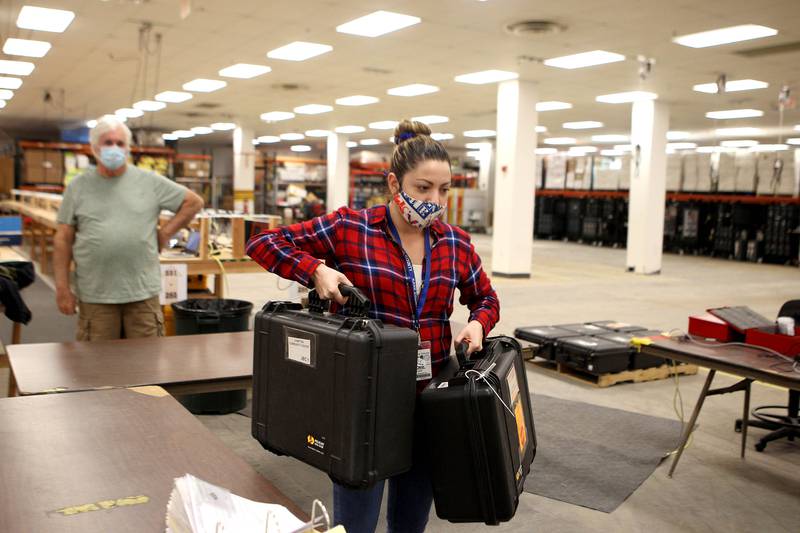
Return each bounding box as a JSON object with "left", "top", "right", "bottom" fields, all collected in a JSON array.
[{"left": 1, "top": 0, "right": 799, "bottom": 148}]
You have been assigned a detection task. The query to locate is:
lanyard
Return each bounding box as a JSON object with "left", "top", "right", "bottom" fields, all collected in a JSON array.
[{"left": 386, "top": 212, "right": 431, "bottom": 331}]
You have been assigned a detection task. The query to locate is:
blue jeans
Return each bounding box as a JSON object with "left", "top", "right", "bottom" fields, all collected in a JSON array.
[{"left": 333, "top": 460, "right": 433, "bottom": 533}]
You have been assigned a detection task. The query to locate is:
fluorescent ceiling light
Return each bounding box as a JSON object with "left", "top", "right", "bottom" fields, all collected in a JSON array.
[
  {"left": 0, "top": 60, "right": 34, "bottom": 76},
  {"left": 86, "top": 120, "right": 97, "bottom": 128},
  {"left": 750, "top": 144, "right": 788, "bottom": 152},
  {"left": 336, "top": 10, "right": 421, "bottom": 37},
  {"left": 667, "top": 142, "right": 697, "bottom": 150},
  {"left": 0, "top": 76, "right": 22, "bottom": 89},
  {"left": 715, "top": 127, "right": 763, "bottom": 136},
  {"left": 463, "top": 129, "right": 496, "bottom": 138},
  {"left": 596, "top": 91, "right": 658, "bottom": 103},
  {"left": 454, "top": 70, "right": 518, "bottom": 84},
  {"left": 795, "top": 125, "right": 800, "bottom": 131},
  {"left": 218, "top": 63, "right": 271, "bottom": 79},
  {"left": 720, "top": 140, "right": 759, "bottom": 147},
  {"left": 786, "top": 138, "right": 800, "bottom": 146},
  {"left": 16, "top": 6, "right": 75, "bottom": 33},
  {"left": 346, "top": 141, "right": 358, "bottom": 148},
  {"left": 336, "top": 95, "right": 379, "bottom": 106},
  {"left": 536, "top": 101, "right": 572, "bottom": 112},
  {"left": 191, "top": 126, "right": 213, "bottom": 135},
  {"left": 614, "top": 144, "right": 634, "bottom": 152},
  {"left": 182, "top": 79, "right": 227, "bottom": 92},
  {"left": 280, "top": 133, "right": 304, "bottom": 141},
  {"left": 465, "top": 142, "right": 491, "bottom": 149},
  {"left": 294, "top": 104, "right": 333, "bottom": 115},
  {"left": 563, "top": 121, "right": 603, "bottom": 129},
  {"left": 705, "top": 109, "right": 763, "bottom": 120},
  {"left": 115, "top": 108, "right": 143, "bottom": 118},
  {"left": 693, "top": 79, "right": 768, "bottom": 94},
  {"left": 162, "top": 133, "right": 178, "bottom": 141},
  {"left": 257, "top": 135, "right": 280, "bottom": 143},
  {"left": 387, "top": 84, "right": 439, "bottom": 97},
  {"left": 592, "top": 134, "right": 629, "bottom": 143},
  {"left": 211, "top": 122, "right": 236, "bottom": 131},
  {"left": 291, "top": 145, "right": 312, "bottom": 152},
  {"left": 360, "top": 138, "right": 381, "bottom": 146},
  {"left": 673, "top": 24, "right": 777, "bottom": 48},
  {"left": 600, "top": 149, "right": 625, "bottom": 156},
  {"left": 568, "top": 146, "right": 598, "bottom": 153},
  {"left": 155, "top": 91, "right": 192, "bottom": 103},
  {"left": 544, "top": 137, "right": 576, "bottom": 145},
  {"left": 535, "top": 147, "right": 558, "bottom": 155},
  {"left": 0, "top": 89, "right": 13, "bottom": 100},
  {"left": 305, "top": 129, "right": 331, "bottom": 137},
  {"left": 544, "top": 50, "right": 625, "bottom": 69},
  {"left": 369, "top": 120, "right": 398, "bottom": 130},
  {"left": 335, "top": 125, "right": 366, "bottom": 134},
  {"left": 133, "top": 100, "right": 166, "bottom": 111},
  {"left": 430, "top": 133, "right": 454, "bottom": 141},
  {"left": 536, "top": 126, "right": 547, "bottom": 133},
  {"left": 667, "top": 131, "right": 689, "bottom": 140},
  {"left": 412, "top": 115, "right": 449, "bottom": 125},
  {"left": 267, "top": 41, "right": 332, "bottom": 61},
  {"left": 252, "top": 139, "right": 260, "bottom": 145},
  {"left": 260, "top": 111, "right": 295, "bottom": 122},
  {"left": 172, "top": 130, "right": 195, "bottom": 139},
  {"left": 3, "top": 38, "right": 51, "bottom": 58},
  {"left": 0, "top": 101, "right": 6, "bottom": 109}
]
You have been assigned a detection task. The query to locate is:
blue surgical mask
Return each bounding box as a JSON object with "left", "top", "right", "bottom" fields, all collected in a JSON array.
[{"left": 98, "top": 146, "right": 128, "bottom": 170}]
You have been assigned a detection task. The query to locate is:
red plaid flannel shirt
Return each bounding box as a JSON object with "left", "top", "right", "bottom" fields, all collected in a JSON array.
[{"left": 246, "top": 205, "right": 500, "bottom": 377}]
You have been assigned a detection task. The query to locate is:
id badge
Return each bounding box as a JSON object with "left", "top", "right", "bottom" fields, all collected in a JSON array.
[{"left": 416, "top": 340, "right": 432, "bottom": 381}]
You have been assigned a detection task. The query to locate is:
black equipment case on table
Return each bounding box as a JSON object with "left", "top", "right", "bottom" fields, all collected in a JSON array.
[
  {"left": 251, "top": 285, "right": 419, "bottom": 488},
  {"left": 420, "top": 336, "right": 536, "bottom": 525},
  {"left": 589, "top": 321, "right": 649, "bottom": 334},
  {"left": 555, "top": 335, "right": 631, "bottom": 374},
  {"left": 513, "top": 325, "right": 580, "bottom": 361},
  {"left": 559, "top": 322, "right": 613, "bottom": 337}
]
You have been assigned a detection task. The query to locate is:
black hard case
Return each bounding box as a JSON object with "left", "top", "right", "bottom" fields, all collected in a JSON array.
[
  {"left": 513, "top": 325, "right": 580, "bottom": 360},
  {"left": 420, "top": 337, "right": 536, "bottom": 525},
  {"left": 597, "top": 330, "right": 666, "bottom": 369},
  {"left": 556, "top": 335, "right": 632, "bottom": 374},
  {"left": 251, "top": 289, "right": 419, "bottom": 488}
]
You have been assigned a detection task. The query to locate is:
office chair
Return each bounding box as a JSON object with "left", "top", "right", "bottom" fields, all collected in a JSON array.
[{"left": 735, "top": 300, "right": 800, "bottom": 451}]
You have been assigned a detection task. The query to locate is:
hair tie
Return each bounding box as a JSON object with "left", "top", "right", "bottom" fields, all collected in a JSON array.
[{"left": 397, "top": 131, "right": 416, "bottom": 143}]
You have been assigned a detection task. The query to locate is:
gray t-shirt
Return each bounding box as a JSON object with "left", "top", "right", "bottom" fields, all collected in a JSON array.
[{"left": 57, "top": 165, "right": 188, "bottom": 304}]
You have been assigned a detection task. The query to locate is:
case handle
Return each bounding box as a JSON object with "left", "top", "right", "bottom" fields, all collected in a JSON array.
[
  {"left": 456, "top": 340, "right": 471, "bottom": 366},
  {"left": 307, "top": 283, "right": 371, "bottom": 318}
]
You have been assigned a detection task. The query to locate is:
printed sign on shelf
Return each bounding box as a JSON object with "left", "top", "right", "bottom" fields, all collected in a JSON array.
[{"left": 160, "top": 263, "right": 187, "bottom": 305}]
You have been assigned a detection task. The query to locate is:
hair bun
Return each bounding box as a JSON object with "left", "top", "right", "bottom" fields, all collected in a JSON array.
[{"left": 393, "top": 119, "right": 431, "bottom": 145}]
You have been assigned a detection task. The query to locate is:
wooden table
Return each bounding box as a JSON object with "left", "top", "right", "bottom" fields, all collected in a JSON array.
[
  {"left": 7, "top": 331, "right": 254, "bottom": 396},
  {"left": 640, "top": 335, "right": 800, "bottom": 476},
  {"left": 0, "top": 387, "right": 305, "bottom": 532}
]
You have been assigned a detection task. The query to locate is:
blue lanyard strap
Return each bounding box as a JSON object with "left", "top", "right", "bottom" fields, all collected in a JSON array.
[{"left": 386, "top": 212, "right": 431, "bottom": 331}]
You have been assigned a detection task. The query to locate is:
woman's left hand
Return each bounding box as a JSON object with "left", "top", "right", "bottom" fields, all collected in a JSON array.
[{"left": 454, "top": 320, "right": 485, "bottom": 356}]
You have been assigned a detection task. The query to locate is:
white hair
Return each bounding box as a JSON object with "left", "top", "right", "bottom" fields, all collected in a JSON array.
[{"left": 89, "top": 115, "right": 132, "bottom": 147}]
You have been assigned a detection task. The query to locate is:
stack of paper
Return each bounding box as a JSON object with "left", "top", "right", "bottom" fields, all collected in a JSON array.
[{"left": 165, "top": 474, "right": 306, "bottom": 533}]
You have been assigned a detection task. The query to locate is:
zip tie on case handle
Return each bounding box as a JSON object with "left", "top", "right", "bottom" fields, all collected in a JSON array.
[{"left": 464, "top": 363, "right": 516, "bottom": 418}]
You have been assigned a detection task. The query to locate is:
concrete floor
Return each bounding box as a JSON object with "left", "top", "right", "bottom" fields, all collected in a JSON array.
[{"left": 2, "top": 237, "right": 798, "bottom": 531}]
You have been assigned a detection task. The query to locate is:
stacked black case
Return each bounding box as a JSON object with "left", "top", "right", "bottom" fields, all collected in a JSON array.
[
  {"left": 513, "top": 325, "right": 581, "bottom": 360},
  {"left": 251, "top": 286, "right": 419, "bottom": 488},
  {"left": 555, "top": 336, "right": 631, "bottom": 374},
  {"left": 421, "top": 337, "right": 536, "bottom": 525}
]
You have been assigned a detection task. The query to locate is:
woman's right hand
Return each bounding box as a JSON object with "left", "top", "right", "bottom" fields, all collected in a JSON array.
[{"left": 311, "top": 263, "right": 353, "bottom": 305}]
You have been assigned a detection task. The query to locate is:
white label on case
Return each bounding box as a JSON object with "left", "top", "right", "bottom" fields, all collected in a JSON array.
[{"left": 287, "top": 337, "right": 311, "bottom": 365}]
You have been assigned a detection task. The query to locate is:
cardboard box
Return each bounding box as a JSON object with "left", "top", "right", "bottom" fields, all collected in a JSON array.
[
  {"left": 23, "top": 150, "right": 63, "bottom": 184},
  {"left": 0, "top": 156, "right": 14, "bottom": 194}
]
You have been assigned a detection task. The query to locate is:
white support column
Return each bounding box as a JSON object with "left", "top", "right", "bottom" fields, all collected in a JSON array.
[
  {"left": 491, "top": 79, "right": 537, "bottom": 278},
  {"left": 326, "top": 133, "right": 350, "bottom": 211},
  {"left": 232, "top": 126, "right": 255, "bottom": 214},
  {"left": 626, "top": 100, "right": 669, "bottom": 274}
]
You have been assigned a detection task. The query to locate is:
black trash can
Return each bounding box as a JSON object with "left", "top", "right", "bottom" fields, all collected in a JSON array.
[{"left": 171, "top": 298, "right": 253, "bottom": 414}]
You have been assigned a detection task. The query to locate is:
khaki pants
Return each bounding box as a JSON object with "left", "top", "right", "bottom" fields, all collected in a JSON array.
[{"left": 77, "top": 296, "right": 164, "bottom": 341}]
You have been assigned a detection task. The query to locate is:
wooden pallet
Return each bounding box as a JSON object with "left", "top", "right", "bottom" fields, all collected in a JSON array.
[{"left": 527, "top": 358, "right": 698, "bottom": 388}]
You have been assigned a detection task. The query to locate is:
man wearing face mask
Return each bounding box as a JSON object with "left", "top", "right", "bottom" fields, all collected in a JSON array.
[
  {"left": 247, "top": 119, "right": 499, "bottom": 533},
  {"left": 53, "top": 115, "right": 204, "bottom": 340}
]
